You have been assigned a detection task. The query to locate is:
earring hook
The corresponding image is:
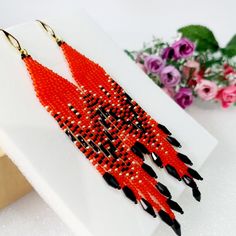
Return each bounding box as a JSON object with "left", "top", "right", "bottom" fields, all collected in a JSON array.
[
  {"left": 0, "top": 29, "right": 28, "bottom": 58},
  {"left": 36, "top": 20, "right": 63, "bottom": 45}
]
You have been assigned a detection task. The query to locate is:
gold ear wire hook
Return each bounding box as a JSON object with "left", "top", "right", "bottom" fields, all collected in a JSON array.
[
  {"left": 36, "top": 20, "right": 63, "bottom": 45},
  {"left": 0, "top": 29, "right": 28, "bottom": 58}
]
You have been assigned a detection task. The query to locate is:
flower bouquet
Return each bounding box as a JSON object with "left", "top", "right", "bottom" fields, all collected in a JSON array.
[{"left": 126, "top": 25, "right": 236, "bottom": 109}]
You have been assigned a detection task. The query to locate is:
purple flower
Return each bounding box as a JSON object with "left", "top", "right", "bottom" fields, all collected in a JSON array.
[
  {"left": 144, "top": 55, "right": 165, "bottom": 75},
  {"left": 160, "top": 66, "right": 181, "bottom": 88},
  {"left": 162, "top": 47, "right": 175, "bottom": 60},
  {"left": 175, "top": 88, "right": 193, "bottom": 109},
  {"left": 172, "top": 38, "right": 195, "bottom": 60}
]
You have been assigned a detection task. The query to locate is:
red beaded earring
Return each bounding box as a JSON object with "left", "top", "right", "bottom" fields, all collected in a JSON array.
[
  {"left": 37, "top": 22, "right": 203, "bottom": 199},
  {"left": 1, "top": 28, "right": 186, "bottom": 235}
]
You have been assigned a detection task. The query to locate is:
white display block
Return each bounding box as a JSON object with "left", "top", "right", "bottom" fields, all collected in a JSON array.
[{"left": 0, "top": 13, "right": 217, "bottom": 236}]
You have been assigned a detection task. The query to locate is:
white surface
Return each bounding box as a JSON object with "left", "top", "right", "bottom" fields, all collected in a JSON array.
[
  {"left": 0, "top": 191, "right": 73, "bottom": 236},
  {"left": 0, "top": 0, "right": 235, "bottom": 236},
  {"left": 0, "top": 10, "right": 216, "bottom": 236}
]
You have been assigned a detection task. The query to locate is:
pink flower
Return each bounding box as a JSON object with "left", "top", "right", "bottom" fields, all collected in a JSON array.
[
  {"left": 223, "top": 64, "right": 236, "bottom": 85},
  {"left": 216, "top": 85, "right": 236, "bottom": 108},
  {"left": 160, "top": 66, "right": 181, "bottom": 88},
  {"left": 182, "top": 60, "right": 200, "bottom": 79},
  {"left": 144, "top": 55, "right": 165, "bottom": 75},
  {"left": 175, "top": 88, "right": 193, "bottom": 109},
  {"left": 172, "top": 38, "right": 195, "bottom": 60},
  {"left": 195, "top": 80, "right": 218, "bottom": 101},
  {"left": 224, "top": 64, "right": 234, "bottom": 76},
  {"left": 163, "top": 87, "right": 175, "bottom": 98},
  {"left": 162, "top": 47, "right": 175, "bottom": 60},
  {"left": 196, "top": 74, "right": 203, "bottom": 83}
]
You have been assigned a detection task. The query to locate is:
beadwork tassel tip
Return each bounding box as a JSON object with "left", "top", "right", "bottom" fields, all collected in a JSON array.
[
  {"left": 158, "top": 210, "right": 182, "bottom": 236},
  {"left": 166, "top": 164, "right": 181, "bottom": 181},
  {"left": 166, "top": 136, "right": 182, "bottom": 148},
  {"left": 141, "top": 163, "right": 158, "bottom": 178},
  {"left": 177, "top": 153, "right": 193, "bottom": 166},
  {"left": 140, "top": 198, "right": 156, "bottom": 218},
  {"left": 188, "top": 167, "right": 203, "bottom": 181},
  {"left": 103, "top": 172, "right": 120, "bottom": 189},
  {"left": 172, "top": 219, "right": 181, "bottom": 236},
  {"left": 150, "top": 152, "right": 163, "bottom": 168},
  {"left": 156, "top": 182, "right": 172, "bottom": 199},
  {"left": 122, "top": 186, "right": 137, "bottom": 204},
  {"left": 167, "top": 199, "right": 184, "bottom": 214},
  {"left": 192, "top": 188, "right": 201, "bottom": 202}
]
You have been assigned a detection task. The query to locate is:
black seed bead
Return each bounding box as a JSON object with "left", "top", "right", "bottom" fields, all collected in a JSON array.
[{"left": 103, "top": 172, "right": 120, "bottom": 189}]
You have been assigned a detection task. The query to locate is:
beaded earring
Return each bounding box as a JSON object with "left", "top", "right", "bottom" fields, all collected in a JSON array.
[
  {"left": 37, "top": 21, "right": 203, "bottom": 198},
  {"left": 1, "top": 30, "right": 184, "bottom": 235}
]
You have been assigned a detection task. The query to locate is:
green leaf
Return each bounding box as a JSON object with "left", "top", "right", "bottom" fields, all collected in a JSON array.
[
  {"left": 124, "top": 49, "right": 135, "bottom": 61},
  {"left": 204, "top": 58, "right": 223, "bottom": 68},
  {"left": 222, "top": 35, "right": 236, "bottom": 58},
  {"left": 143, "top": 47, "right": 153, "bottom": 54},
  {"left": 178, "top": 25, "right": 219, "bottom": 52},
  {"left": 226, "top": 35, "right": 236, "bottom": 48}
]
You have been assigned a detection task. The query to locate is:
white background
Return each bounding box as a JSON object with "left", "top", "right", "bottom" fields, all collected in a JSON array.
[{"left": 0, "top": 0, "right": 235, "bottom": 236}]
